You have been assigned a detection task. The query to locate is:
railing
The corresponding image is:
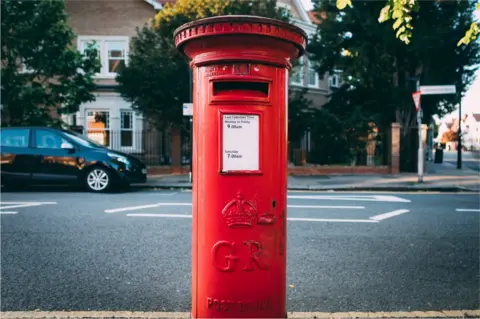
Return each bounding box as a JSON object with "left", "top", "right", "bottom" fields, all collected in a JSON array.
[
  {"left": 78, "top": 128, "right": 193, "bottom": 166},
  {"left": 291, "top": 129, "right": 389, "bottom": 167}
]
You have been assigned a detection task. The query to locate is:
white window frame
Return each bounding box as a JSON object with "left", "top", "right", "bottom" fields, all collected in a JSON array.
[
  {"left": 290, "top": 56, "right": 304, "bottom": 86},
  {"left": 77, "top": 94, "right": 144, "bottom": 154},
  {"left": 85, "top": 109, "right": 111, "bottom": 147},
  {"left": 329, "top": 74, "right": 340, "bottom": 88},
  {"left": 119, "top": 109, "right": 137, "bottom": 151},
  {"left": 77, "top": 36, "right": 129, "bottom": 78},
  {"left": 307, "top": 59, "right": 319, "bottom": 88}
]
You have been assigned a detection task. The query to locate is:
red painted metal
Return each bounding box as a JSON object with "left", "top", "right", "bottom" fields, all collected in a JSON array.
[{"left": 174, "top": 15, "right": 306, "bottom": 318}]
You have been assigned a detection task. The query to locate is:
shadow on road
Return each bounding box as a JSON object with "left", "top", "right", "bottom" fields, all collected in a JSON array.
[{"left": 0, "top": 184, "right": 146, "bottom": 194}]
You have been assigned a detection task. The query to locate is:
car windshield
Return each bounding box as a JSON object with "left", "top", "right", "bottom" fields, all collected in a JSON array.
[{"left": 63, "top": 131, "right": 105, "bottom": 149}]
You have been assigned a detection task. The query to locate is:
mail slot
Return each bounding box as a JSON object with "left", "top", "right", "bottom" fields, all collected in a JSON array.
[
  {"left": 174, "top": 15, "right": 306, "bottom": 318},
  {"left": 213, "top": 81, "right": 269, "bottom": 97}
]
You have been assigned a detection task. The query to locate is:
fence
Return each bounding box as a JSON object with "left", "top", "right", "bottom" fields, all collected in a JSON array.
[
  {"left": 80, "top": 128, "right": 192, "bottom": 166},
  {"left": 78, "top": 126, "right": 390, "bottom": 169},
  {"left": 291, "top": 127, "right": 389, "bottom": 167}
]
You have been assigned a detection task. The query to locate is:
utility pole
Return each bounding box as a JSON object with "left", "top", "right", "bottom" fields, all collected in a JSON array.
[
  {"left": 457, "top": 89, "right": 462, "bottom": 169},
  {"left": 416, "top": 79, "right": 424, "bottom": 183}
]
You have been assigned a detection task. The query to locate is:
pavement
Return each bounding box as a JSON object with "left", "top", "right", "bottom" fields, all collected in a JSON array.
[
  {"left": 140, "top": 152, "right": 479, "bottom": 192},
  {"left": 1, "top": 189, "right": 479, "bottom": 319}
]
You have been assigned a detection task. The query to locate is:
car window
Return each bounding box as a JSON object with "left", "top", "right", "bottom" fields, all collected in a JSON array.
[
  {"left": 0, "top": 129, "right": 30, "bottom": 147},
  {"left": 62, "top": 131, "right": 103, "bottom": 148},
  {"left": 35, "top": 130, "right": 69, "bottom": 149}
]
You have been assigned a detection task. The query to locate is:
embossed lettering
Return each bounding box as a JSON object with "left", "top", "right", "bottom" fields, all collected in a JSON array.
[
  {"left": 212, "top": 241, "right": 238, "bottom": 272},
  {"left": 207, "top": 297, "right": 270, "bottom": 311},
  {"left": 243, "top": 240, "right": 268, "bottom": 271}
]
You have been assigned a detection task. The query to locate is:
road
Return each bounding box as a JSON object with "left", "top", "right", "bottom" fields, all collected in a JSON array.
[
  {"left": 442, "top": 150, "right": 480, "bottom": 172},
  {"left": 1, "top": 188, "right": 479, "bottom": 314}
]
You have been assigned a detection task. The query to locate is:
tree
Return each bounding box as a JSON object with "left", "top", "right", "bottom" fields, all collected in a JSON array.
[
  {"left": 335, "top": 0, "right": 480, "bottom": 46},
  {"left": 1, "top": 0, "right": 100, "bottom": 127},
  {"left": 309, "top": 0, "right": 479, "bottom": 124},
  {"left": 288, "top": 88, "right": 314, "bottom": 148},
  {"left": 441, "top": 130, "right": 459, "bottom": 144},
  {"left": 308, "top": 0, "right": 480, "bottom": 170},
  {"left": 116, "top": 0, "right": 289, "bottom": 130}
]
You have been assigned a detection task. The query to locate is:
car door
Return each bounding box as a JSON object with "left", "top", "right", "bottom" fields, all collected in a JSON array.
[
  {"left": 31, "top": 128, "right": 80, "bottom": 182},
  {"left": 0, "top": 128, "right": 36, "bottom": 183}
]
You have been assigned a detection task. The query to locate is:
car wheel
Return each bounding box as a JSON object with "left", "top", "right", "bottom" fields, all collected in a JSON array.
[{"left": 85, "top": 167, "right": 112, "bottom": 192}]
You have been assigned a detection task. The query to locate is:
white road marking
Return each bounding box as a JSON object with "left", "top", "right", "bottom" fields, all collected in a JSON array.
[
  {"left": 126, "top": 213, "right": 378, "bottom": 223},
  {"left": 369, "top": 209, "right": 410, "bottom": 221},
  {"left": 0, "top": 203, "right": 45, "bottom": 210},
  {"left": 0, "top": 202, "right": 57, "bottom": 212},
  {"left": 104, "top": 203, "right": 192, "bottom": 213},
  {"left": 288, "top": 205, "right": 365, "bottom": 209},
  {"left": 456, "top": 208, "right": 480, "bottom": 212},
  {"left": 127, "top": 213, "right": 192, "bottom": 218},
  {"left": 106, "top": 203, "right": 365, "bottom": 213},
  {"left": 0, "top": 202, "right": 57, "bottom": 205},
  {"left": 288, "top": 195, "right": 411, "bottom": 203},
  {"left": 0, "top": 211, "right": 18, "bottom": 215},
  {"left": 287, "top": 217, "right": 378, "bottom": 223}
]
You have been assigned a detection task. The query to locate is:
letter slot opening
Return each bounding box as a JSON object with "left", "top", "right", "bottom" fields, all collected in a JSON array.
[{"left": 213, "top": 81, "right": 269, "bottom": 98}]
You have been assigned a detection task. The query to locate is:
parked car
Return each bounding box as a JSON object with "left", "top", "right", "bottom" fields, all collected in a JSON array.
[{"left": 0, "top": 127, "right": 147, "bottom": 192}]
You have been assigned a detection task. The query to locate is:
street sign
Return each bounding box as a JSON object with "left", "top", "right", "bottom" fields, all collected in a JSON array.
[
  {"left": 412, "top": 91, "right": 421, "bottom": 112},
  {"left": 183, "top": 103, "right": 193, "bottom": 116},
  {"left": 420, "top": 85, "right": 456, "bottom": 95}
]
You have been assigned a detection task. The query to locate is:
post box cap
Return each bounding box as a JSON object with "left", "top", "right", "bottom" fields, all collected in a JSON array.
[{"left": 174, "top": 15, "right": 307, "bottom": 58}]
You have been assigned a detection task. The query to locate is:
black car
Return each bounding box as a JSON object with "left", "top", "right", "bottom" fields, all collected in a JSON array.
[{"left": 0, "top": 127, "right": 147, "bottom": 192}]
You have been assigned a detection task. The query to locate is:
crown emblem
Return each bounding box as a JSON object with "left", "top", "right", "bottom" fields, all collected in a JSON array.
[{"left": 222, "top": 193, "right": 257, "bottom": 228}]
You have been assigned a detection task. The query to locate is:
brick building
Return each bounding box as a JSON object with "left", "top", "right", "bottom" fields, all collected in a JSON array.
[{"left": 62, "top": 0, "right": 334, "bottom": 170}]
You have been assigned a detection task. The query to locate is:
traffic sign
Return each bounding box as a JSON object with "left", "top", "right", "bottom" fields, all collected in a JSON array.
[
  {"left": 412, "top": 91, "right": 421, "bottom": 112},
  {"left": 420, "top": 85, "right": 456, "bottom": 95},
  {"left": 183, "top": 103, "right": 193, "bottom": 116}
]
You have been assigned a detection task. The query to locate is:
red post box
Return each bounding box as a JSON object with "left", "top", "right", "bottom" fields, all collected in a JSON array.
[{"left": 174, "top": 15, "right": 306, "bottom": 318}]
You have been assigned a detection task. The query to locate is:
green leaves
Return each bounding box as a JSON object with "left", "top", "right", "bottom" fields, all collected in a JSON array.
[
  {"left": 377, "top": 0, "right": 418, "bottom": 45},
  {"left": 457, "top": 0, "right": 480, "bottom": 47},
  {"left": 336, "top": 0, "right": 352, "bottom": 10},
  {"left": 116, "top": 0, "right": 287, "bottom": 129},
  {"left": 1, "top": 0, "right": 100, "bottom": 127},
  {"left": 339, "top": 0, "right": 480, "bottom": 46},
  {"left": 307, "top": 0, "right": 480, "bottom": 148}
]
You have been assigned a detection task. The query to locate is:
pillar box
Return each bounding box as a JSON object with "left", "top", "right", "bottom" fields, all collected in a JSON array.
[{"left": 174, "top": 15, "right": 306, "bottom": 318}]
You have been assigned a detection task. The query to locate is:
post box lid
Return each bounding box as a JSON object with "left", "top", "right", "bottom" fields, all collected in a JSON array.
[{"left": 174, "top": 15, "right": 307, "bottom": 58}]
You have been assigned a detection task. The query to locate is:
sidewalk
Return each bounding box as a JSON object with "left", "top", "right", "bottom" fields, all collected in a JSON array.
[{"left": 136, "top": 162, "right": 479, "bottom": 192}]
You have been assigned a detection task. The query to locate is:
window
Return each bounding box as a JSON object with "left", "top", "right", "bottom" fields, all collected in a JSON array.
[
  {"left": 35, "top": 130, "right": 69, "bottom": 149},
  {"left": 330, "top": 74, "right": 339, "bottom": 88},
  {"left": 1, "top": 129, "right": 30, "bottom": 147},
  {"left": 290, "top": 57, "right": 304, "bottom": 85},
  {"left": 78, "top": 36, "right": 128, "bottom": 77},
  {"left": 307, "top": 60, "right": 319, "bottom": 88},
  {"left": 107, "top": 41, "right": 126, "bottom": 74},
  {"left": 86, "top": 110, "right": 110, "bottom": 147},
  {"left": 276, "top": 2, "right": 291, "bottom": 18},
  {"left": 120, "top": 110, "right": 133, "bottom": 147}
]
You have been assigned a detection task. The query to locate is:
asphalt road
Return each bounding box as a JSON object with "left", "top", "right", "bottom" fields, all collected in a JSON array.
[
  {"left": 1, "top": 188, "right": 479, "bottom": 313},
  {"left": 442, "top": 150, "right": 480, "bottom": 172}
]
